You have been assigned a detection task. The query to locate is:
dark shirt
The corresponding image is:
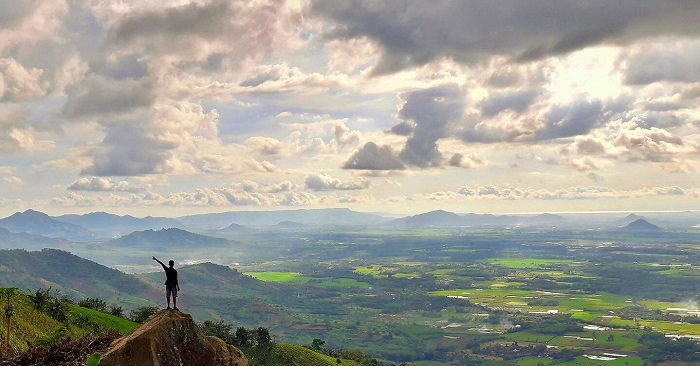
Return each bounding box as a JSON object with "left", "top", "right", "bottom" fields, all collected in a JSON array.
[{"left": 163, "top": 266, "right": 178, "bottom": 287}]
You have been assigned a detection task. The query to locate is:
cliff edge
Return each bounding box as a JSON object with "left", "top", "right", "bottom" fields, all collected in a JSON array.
[{"left": 99, "top": 309, "right": 248, "bottom": 366}]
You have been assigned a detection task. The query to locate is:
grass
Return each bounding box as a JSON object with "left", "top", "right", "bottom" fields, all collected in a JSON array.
[
  {"left": 244, "top": 271, "right": 312, "bottom": 283},
  {"left": 317, "top": 278, "right": 370, "bottom": 289},
  {"left": 487, "top": 258, "right": 577, "bottom": 269},
  {"left": 70, "top": 305, "right": 139, "bottom": 334},
  {"left": 274, "top": 343, "right": 361, "bottom": 366}
]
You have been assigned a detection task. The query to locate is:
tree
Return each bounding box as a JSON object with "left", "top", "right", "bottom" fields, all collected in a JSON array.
[
  {"left": 312, "top": 338, "right": 326, "bottom": 351},
  {"left": 233, "top": 327, "right": 250, "bottom": 348},
  {"left": 254, "top": 327, "right": 272, "bottom": 349},
  {"left": 28, "top": 287, "right": 54, "bottom": 312},
  {"left": 109, "top": 306, "right": 125, "bottom": 318},
  {"left": 200, "top": 320, "right": 234, "bottom": 344},
  {"left": 1, "top": 288, "right": 17, "bottom": 348},
  {"left": 129, "top": 306, "right": 159, "bottom": 323}
]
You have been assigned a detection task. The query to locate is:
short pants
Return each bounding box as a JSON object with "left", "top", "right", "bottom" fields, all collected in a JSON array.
[{"left": 166, "top": 285, "right": 178, "bottom": 298}]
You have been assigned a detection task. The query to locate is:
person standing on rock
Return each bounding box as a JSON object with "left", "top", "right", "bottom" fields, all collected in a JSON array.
[{"left": 153, "top": 256, "right": 180, "bottom": 310}]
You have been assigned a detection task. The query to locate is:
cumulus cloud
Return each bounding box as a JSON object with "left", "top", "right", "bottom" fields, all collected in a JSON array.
[
  {"left": 568, "top": 120, "right": 697, "bottom": 163},
  {"left": 0, "top": 58, "right": 50, "bottom": 102},
  {"left": 313, "top": 0, "right": 700, "bottom": 75},
  {"left": 305, "top": 172, "right": 370, "bottom": 191},
  {"left": 453, "top": 184, "right": 696, "bottom": 201},
  {"left": 343, "top": 142, "right": 405, "bottom": 170},
  {"left": 105, "top": 0, "right": 305, "bottom": 71},
  {"left": 480, "top": 89, "right": 539, "bottom": 117},
  {"left": 536, "top": 98, "right": 604, "bottom": 140},
  {"left": 0, "top": 106, "right": 53, "bottom": 153},
  {"left": 397, "top": 84, "right": 465, "bottom": 167},
  {"left": 448, "top": 153, "right": 487, "bottom": 169},
  {"left": 625, "top": 40, "right": 700, "bottom": 85},
  {"left": 61, "top": 75, "right": 155, "bottom": 118},
  {"left": 81, "top": 121, "right": 174, "bottom": 176},
  {"left": 67, "top": 177, "right": 141, "bottom": 192},
  {"left": 568, "top": 157, "right": 612, "bottom": 172}
]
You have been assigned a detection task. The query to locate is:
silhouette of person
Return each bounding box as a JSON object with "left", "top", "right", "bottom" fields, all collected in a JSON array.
[{"left": 152, "top": 256, "right": 179, "bottom": 310}]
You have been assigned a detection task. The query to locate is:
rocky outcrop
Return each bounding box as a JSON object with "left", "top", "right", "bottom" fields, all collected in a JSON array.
[{"left": 99, "top": 309, "right": 248, "bottom": 366}]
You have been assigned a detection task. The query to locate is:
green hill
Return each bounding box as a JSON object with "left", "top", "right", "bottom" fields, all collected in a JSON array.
[
  {"left": 0, "top": 248, "right": 160, "bottom": 307},
  {"left": 0, "top": 289, "right": 137, "bottom": 352},
  {"left": 274, "top": 343, "right": 361, "bottom": 366}
]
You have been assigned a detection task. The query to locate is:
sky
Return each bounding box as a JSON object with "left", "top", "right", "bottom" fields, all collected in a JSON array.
[{"left": 1, "top": 0, "right": 700, "bottom": 217}]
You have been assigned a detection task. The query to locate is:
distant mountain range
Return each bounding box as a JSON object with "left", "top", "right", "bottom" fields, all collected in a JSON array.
[
  {"left": 0, "top": 209, "right": 94, "bottom": 242},
  {"left": 178, "top": 208, "right": 390, "bottom": 229},
  {"left": 108, "top": 228, "right": 231, "bottom": 249},
  {"left": 386, "top": 210, "right": 566, "bottom": 228},
  {"left": 217, "top": 222, "right": 254, "bottom": 233},
  {"left": 56, "top": 211, "right": 183, "bottom": 238},
  {"left": 274, "top": 221, "right": 306, "bottom": 228},
  {"left": 0, "top": 227, "right": 70, "bottom": 250}
]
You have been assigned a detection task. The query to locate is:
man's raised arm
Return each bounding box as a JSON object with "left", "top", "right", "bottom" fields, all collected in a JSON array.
[{"left": 152, "top": 256, "right": 167, "bottom": 270}]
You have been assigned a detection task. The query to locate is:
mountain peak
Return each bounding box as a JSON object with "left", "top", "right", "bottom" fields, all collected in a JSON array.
[
  {"left": 18, "top": 209, "right": 49, "bottom": 218},
  {"left": 99, "top": 309, "right": 248, "bottom": 366},
  {"left": 623, "top": 218, "right": 661, "bottom": 231}
]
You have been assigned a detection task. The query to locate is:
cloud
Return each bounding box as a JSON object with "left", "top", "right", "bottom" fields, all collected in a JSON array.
[
  {"left": 343, "top": 142, "right": 405, "bottom": 170},
  {"left": 453, "top": 184, "right": 696, "bottom": 201},
  {"left": 312, "top": 0, "right": 700, "bottom": 75},
  {"left": 3, "top": 176, "right": 23, "bottom": 189},
  {"left": 0, "top": 1, "right": 68, "bottom": 53},
  {"left": 0, "top": 105, "right": 53, "bottom": 153},
  {"left": 67, "top": 177, "right": 141, "bottom": 192},
  {"left": 397, "top": 84, "right": 465, "bottom": 167},
  {"left": 480, "top": 89, "right": 539, "bottom": 117},
  {"left": 81, "top": 121, "right": 175, "bottom": 176},
  {"left": 625, "top": 40, "right": 700, "bottom": 85},
  {"left": 448, "top": 153, "right": 487, "bottom": 169},
  {"left": 568, "top": 157, "right": 612, "bottom": 172},
  {"left": 569, "top": 120, "right": 697, "bottom": 163},
  {"left": 536, "top": 98, "right": 604, "bottom": 140},
  {"left": 305, "top": 172, "right": 370, "bottom": 191},
  {"left": 0, "top": 58, "right": 50, "bottom": 102},
  {"left": 104, "top": 0, "right": 305, "bottom": 71},
  {"left": 61, "top": 75, "right": 155, "bottom": 118}
]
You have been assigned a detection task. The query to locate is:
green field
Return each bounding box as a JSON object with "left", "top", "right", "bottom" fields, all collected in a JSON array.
[
  {"left": 245, "top": 271, "right": 313, "bottom": 283},
  {"left": 488, "top": 258, "right": 578, "bottom": 269}
]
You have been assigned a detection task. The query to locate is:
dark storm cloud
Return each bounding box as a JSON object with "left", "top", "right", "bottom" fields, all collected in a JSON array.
[
  {"left": 344, "top": 84, "right": 465, "bottom": 170},
  {"left": 312, "top": 0, "right": 700, "bottom": 75},
  {"left": 389, "top": 121, "right": 414, "bottom": 136},
  {"left": 342, "top": 142, "right": 405, "bottom": 170},
  {"left": 397, "top": 84, "right": 465, "bottom": 167},
  {"left": 82, "top": 122, "right": 175, "bottom": 176},
  {"left": 61, "top": 75, "right": 155, "bottom": 118},
  {"left": 537, "top": 99, "right": 604, "bottom": 140},
  {"left": 107, "top": 0, "right": 231, "bottom": 45},
  {"left": 480, "top": 89, "right": 539, "bottom": 117}
]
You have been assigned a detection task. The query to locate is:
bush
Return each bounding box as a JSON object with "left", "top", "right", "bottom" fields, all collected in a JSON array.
[
  {"left": 78, "top": 297, "right": 107, "bottom": 312},
  {"left": 109, "top": 305, "right": 125, "bottom": 318},
  {"left": 129, "top": 306, "right": 159, "bottom": 323}
]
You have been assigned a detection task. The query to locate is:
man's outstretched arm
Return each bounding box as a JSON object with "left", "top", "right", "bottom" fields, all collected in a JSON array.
[{"left": 152, "top": 256, "right": 167, "bottom": 270}]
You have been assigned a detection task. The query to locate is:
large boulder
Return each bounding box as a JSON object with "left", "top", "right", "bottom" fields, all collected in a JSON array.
[{"left": 99, "top": 309, "right": 248, "bottom": 366}]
